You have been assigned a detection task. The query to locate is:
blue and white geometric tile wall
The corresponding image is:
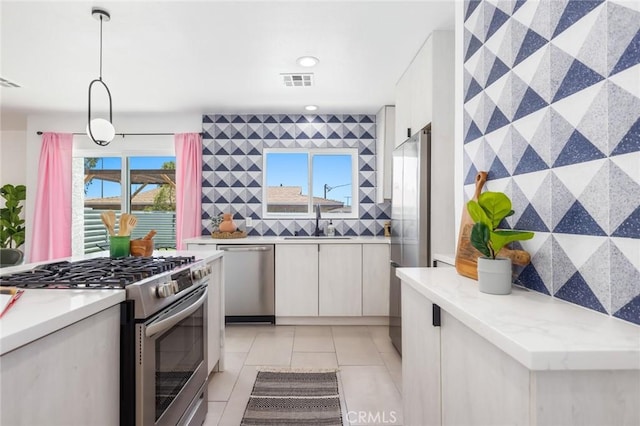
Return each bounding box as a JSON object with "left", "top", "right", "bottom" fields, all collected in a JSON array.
[
  {"left": 463, "top": 0, "right": 640, "bottom": 324},
  {"left": 201, "top": 114, "right": 390, "bottom": 238}
]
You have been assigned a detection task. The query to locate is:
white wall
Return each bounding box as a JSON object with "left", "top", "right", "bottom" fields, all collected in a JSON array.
[
  {"left": 0, "top": 130, "right": 27, "bottom": 189},
  {"left": 24, "top": 112, "right": 201, "bottom": 261}
]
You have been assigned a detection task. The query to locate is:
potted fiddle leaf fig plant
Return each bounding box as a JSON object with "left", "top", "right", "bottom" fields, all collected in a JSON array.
[
  {"left": 467, "top": 191, "right": 534, "bottom": 295},
  {"left": 0, "top": 184, "right": 26, "bottom": 250}
]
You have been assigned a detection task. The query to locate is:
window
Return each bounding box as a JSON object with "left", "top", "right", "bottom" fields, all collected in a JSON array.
[
  {"left": 263, "top": 149, "right": 358, "bottom": 218},
  {"left": 80, "top": 155, "right": 176, "bottom": 253}
]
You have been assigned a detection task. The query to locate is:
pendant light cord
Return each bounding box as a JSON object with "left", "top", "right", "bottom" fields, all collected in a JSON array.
[{"left": 99, "top": 15, "right": 103, "bottom": 81}]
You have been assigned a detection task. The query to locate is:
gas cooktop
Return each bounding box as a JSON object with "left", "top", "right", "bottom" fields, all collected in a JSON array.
[{"left": 0, "top": 256, "right": 196, "bottom": 289}]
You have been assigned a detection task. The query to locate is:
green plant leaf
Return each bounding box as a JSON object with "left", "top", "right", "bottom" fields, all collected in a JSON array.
[
  {"left": 489, "top": 230, "right": 535, "bottom": 255},
  {"left": 0, "top": 184, "right": 26, "bottom": 249},
  {"left": 470, "top": 222, "right": 492, "bottom": 258},
  {"left": 467, "top": 200, "right": 491, "bottom": 228},
  {"left": 478, "top": 192, "right": 513, "bottom": 229}
]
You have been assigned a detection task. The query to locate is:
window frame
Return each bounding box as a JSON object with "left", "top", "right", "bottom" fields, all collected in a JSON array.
[
  {"left": 262, "top": 148, "right": 359, "bottom": 219},
  {"left": 73, "top": 148, "right": 176, "bottom": 254}
]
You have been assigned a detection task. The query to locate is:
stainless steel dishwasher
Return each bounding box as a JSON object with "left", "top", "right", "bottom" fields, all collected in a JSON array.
[{"left": 218, "top": 245, "right": 275, "bottom": 324}]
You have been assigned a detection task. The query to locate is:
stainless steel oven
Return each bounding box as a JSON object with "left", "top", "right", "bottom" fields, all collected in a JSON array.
[
  {"left": 0, "top": 255, "right": 212, "bottom": 426},
  {"left": 136, "top": 284, "right": 208, "bottom": 426}
]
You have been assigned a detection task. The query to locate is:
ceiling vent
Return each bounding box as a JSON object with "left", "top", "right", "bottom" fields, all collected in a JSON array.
[
  {"left": 281, "top": 73, "right": 314, "bottom": 87},
  {"left": 0, "top": 77, "right": 21, "bottom": 88}
]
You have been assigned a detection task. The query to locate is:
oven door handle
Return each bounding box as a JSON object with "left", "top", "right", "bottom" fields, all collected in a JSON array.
[{"left": 145, "top": 287, "right": 208, "bottom": 338}]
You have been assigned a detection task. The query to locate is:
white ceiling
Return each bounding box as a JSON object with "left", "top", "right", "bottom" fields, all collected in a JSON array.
[{"left": 0, "top": 1, "right": 455, "bottom": 118}]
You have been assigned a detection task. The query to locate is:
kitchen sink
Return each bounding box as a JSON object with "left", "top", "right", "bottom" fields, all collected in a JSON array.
[{"left": 283, "top": 236, "right": 352, "bottom": 240}]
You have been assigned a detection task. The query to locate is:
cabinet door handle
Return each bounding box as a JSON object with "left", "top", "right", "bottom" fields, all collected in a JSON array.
[{"left": 432, "top": 304, "right": 441, "bottom": 327}]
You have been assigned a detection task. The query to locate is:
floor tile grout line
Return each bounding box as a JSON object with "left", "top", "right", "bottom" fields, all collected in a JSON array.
[
  {"left": 207, "top": 351, "right": 249, "bottom": 403},
  {"left": 212, "top": 325, "right": 402, "bottom": 425}
]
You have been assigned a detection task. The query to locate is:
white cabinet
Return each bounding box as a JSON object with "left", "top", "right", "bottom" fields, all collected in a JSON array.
[
  {"left": 207, "top": 256, "right": 223, "bottom": 374},
  {"left": 410, "top": 37, "right": 432, "bottom": 134},
  {"left": 362, "top": 244, "right": 390, "bottom": 316},
  {"left": 440, "top": 311, "right": 529, "bottom": 426},
  {"left": 376, "top": 105, "right": 395, "bottom": 202},
  {"left": 395, "top": 32, "right": 447, "bottom": 140},
  {"left": 318, "top": 244, "right": 362, "bottom": 316},
  {"left": 187, "top": 243, "right": 218, "bottom": 250},
  {"left": 395, "top": 30, "right": 456, "bottom": 259},
  {"left": 402, "top": 284, "right": 441, "bottom": 426},
  {"left": 401, "top": 279, "right": 640, "bottom": 426},
  {"left": 275, "top": 242, "right": 390, "bottom": 320},
  {"left": 395, "top": 68, "right": 413, "bottom": 148},
  {"left": 275, "top": 244, "right": 319, "bottom": 316},
  {"left": 1, "top": 306, "right": 120, "bottom": 426}
]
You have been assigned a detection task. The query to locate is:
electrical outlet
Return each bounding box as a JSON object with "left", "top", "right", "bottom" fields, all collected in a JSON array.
[{"left": 246, "top": 217, "right": 253, "bottom": 227}]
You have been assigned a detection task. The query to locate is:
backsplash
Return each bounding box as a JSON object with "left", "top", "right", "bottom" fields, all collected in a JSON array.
[
  {"left": 201, "top": 114, "right": 390, "bottom": 237},
  {"left": 463, "top": 0, "right": 640, "bottom": 324}
]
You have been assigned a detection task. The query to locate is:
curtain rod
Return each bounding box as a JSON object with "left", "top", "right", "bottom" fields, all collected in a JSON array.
[{"left": 36, "top": 131, "right": 202, "bottom": 136}]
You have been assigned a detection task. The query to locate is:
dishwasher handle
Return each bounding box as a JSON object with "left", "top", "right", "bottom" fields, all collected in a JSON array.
[{"left": 219, "top": 246, "right": 272, "bottom": 252}]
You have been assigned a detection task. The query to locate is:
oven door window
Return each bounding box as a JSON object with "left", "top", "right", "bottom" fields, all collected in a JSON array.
[{"left": 155, "top": 303, "right": 204, "bottom": 421}]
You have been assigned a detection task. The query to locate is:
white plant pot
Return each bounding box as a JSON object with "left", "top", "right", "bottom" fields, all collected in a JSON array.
[{"left": 477, "top": 257, "right": 513, "bottom": 295}]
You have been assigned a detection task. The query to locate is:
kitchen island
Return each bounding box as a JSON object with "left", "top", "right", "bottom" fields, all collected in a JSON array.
[
  {"left": 0, "top": 288, "right": 123, "bottom": 425},
  {"left": 0, "top": 249, "right": 224, "bottom": 426},
  {"left": 398, "top": 267, "right": 640, "bottom": 426}
]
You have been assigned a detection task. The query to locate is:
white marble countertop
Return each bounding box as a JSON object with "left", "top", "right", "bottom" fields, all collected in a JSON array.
[
  {"left": 184, "top": 235, "right": 390, "bottom": 245},
  {"left": 0, "top": 250, "right": 223, "bottom": 356},
  {"left": 0, "top": 289, "right": 125, "bottom": 356},
  {"left": 397, "top": 267, "right": 640, "bottom": 371}
]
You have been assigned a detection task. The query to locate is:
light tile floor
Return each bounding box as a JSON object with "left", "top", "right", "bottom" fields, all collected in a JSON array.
[{"left": 203, "top": 325, "right": 403, "bottom": 426}]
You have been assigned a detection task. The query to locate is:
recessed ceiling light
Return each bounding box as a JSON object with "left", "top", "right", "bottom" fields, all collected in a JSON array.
[
  {"left": 297, "top": 56, "right": 319, "bottom": 67},
  {"left": 304, "top": 105, "right": 318, "bottom": 111}
]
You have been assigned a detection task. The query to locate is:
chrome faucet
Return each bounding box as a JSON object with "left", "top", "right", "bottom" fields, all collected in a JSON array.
[{"left": 314, "top": 204, "right": 323, "bottom": 236}]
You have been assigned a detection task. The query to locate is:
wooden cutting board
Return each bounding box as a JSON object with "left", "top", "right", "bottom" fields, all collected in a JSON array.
[{"left": 455, "top": 171, "right": 531, "bottom": 280}]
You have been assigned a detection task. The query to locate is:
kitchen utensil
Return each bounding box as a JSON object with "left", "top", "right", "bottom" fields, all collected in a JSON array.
[
  {"left": 130, "top": 238, "right": 153, "bottom": 257},
  {"left": 126, "top": 215, "right": 138, "bottom": 235},
  {"left": 455, "top": 171, "right": 530, "bottom": 279},
  {"left": 143, "top": 230, "right": 157, "bottom": 240},
  {"left": 106, "top": 210, "right": 116, "bottom": 234},
  {"left": 118, "top": 213, "right": 129, "bottom": 236},
  {"left": 100, "top": 211, "right": 115, "bottom": 236}
]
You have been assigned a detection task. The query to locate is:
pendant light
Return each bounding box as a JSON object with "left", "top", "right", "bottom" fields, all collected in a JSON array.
[{"left": 87, "top": 8, "right": 115, "bottom": 146}]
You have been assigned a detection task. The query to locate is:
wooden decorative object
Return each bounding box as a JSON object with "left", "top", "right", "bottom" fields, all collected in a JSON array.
[
  {"left": 455, "top": 171, "right": 531, "bottom": 280},
  {"left": 130, "top": 239, "right": 153, "bottom": 257},
  {"left": 211, "top": 230, "right": 247, "bottom": 239}
]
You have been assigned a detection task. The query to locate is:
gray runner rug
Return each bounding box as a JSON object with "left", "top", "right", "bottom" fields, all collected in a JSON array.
[{"left": 240, "top": 370, "right": 343, "bottom": 425}]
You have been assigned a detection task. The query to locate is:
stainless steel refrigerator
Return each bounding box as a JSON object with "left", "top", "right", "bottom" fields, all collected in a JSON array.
[{"left": 389, "top": 126, "right": 431, "bottom": 354}]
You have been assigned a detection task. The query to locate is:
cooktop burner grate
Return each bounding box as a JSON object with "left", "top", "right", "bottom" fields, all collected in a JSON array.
[{"left": 0, "top": 256, "right": 196, "bottom": 289}]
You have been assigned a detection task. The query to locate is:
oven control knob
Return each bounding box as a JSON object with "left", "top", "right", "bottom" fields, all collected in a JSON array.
[
  {"left": 191, "top": 269, "right": 202, "bottom": 280},
  {"left": 170, "top": 280, "right": 180, "bottom": 293},
  {"left": 156, "top": 282, "right": 175, "bottom": 298}
]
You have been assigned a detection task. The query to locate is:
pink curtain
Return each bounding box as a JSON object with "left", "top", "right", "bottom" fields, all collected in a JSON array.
[
  {"left": 175, "top": 133, "right": 203, "bottom": 249},
  {"left": 29, "top": 133, "right": 73, "bottom": 262}
]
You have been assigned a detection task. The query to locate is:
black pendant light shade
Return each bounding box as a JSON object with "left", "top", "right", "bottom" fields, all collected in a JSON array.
[{"left": 87, "top": 8, "right": 115, "bottom": 146}]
